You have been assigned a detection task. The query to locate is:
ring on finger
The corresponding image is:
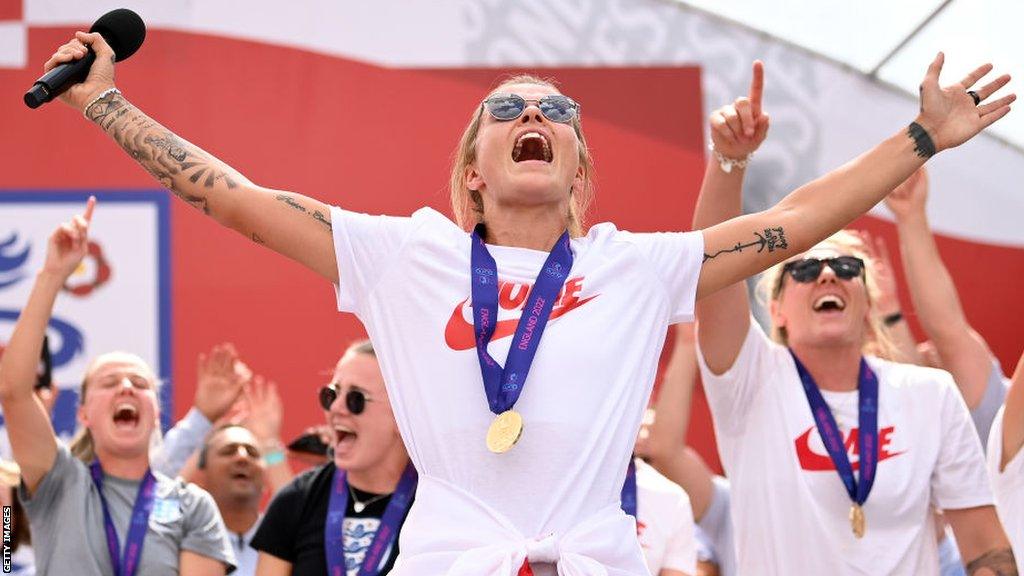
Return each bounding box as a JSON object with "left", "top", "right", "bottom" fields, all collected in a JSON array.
[{"left": 968, "top": 90, "right": 981, "bottom": 106}]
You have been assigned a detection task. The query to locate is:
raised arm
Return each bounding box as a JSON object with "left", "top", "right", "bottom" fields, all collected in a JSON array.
[
  {"left": 45, "top": 32, "right": 338, "bottom": 282},
  {"left": 885, "top": 168, "right": 993, "bottom": 408},
  {"left": 858, "top": 232, "right": 921, "bottom": 364},
  {"left": 639, "top": 323, "right": 715, "bottom": 521},
  {"left": 697, "top": 55, "right": 1014, "bottom": 301},
  {"left": 0, "top": 198, "right": 95, "bottom": 492},
  {"left": 999, "top": 351, "right": 1024, "bottom": 470},
  {"left": 693, "top": 62, "right": 768, "bottom": 374}
]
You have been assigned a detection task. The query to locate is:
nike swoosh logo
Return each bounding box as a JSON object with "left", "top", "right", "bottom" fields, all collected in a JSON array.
[
  {"left": 794, "top": 426, "right": 905, "bottom": 472},
  {"left": 444, "top": 294, "right": 600, "bottom": 351}
]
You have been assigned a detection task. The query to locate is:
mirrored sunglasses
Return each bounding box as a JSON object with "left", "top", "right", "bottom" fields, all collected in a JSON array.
[{"left": 482, "top": 93, "right": 580, "bottom": 124}]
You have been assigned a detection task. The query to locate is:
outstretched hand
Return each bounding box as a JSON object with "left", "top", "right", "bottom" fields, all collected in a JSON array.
[
  {"left": 916, "top": 53, "right": 1015, "bottom": 152},
  {"left": 885, "top": 168, "right": 929, "bottom": 220},
  {"left": 194, "top": 343, "right": 249, "bottom": 422},
  {"left": 44, "top": 196, "right": 96, "bottom": 281},
  {"left": 709, "top": 61, "right": 770, "bottom": 160}
]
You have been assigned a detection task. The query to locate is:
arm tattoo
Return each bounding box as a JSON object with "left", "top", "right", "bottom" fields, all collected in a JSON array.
[
  {"left": 275, "top": 194, "right": 307, "bottom": 213},
  {"left": 274, "top": 195, "right": 333, "bottom": 233},
  {"left": 250, "top": 233, "right": 265, "bottom": 245},
  {"left": 312, "top": 210, "right": 333, "bottom": 232},
  {"left": 85, "top": 92, "right": 241, "bottom": 215},
  {"left": 703, "top": 227, "right": 789, "bottom": 263},
  {"left": 966, "top": 548, "right": 1017, "bottom": 575}
]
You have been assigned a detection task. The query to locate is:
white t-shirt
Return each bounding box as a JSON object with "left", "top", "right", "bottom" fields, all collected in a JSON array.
[
  {"left": 635, "top": 459, "right": 697, "bottom": 575},
  {"left": 986, "top": 407, "right": 1024, "bottom": 574},
  {"left": 697, "top": 321, "right": 992, "bottom": 576},
  {"left": 330, "top": 207, "right": 703, "bottom": 576}
]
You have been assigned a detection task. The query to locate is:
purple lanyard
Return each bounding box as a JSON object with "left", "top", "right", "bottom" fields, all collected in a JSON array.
[
  {"left": 620, "top": 458, "right": 638, "bottom": 518},
  {"left": 470, "top": 225, "right": 573, "bottom": 415},
  {"left": 789, "top": 350, "right": 879, "bottom": 508},
  {"left": 325, "top": 463, "right": 418, "bottom": 576},
  {"left": 88, "top": 461, "right": 157, "bottom": 576}
]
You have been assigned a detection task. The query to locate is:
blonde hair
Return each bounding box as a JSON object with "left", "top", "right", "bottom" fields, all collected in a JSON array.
[
  {"left": 69, "top": 352, "right": 161, "bottom": 463},
  {"left": 755, "top": 230, "right": 898, "bottom": 359},
  {"left": 448, "top": 74, "right": 594, "bottom": 237}
]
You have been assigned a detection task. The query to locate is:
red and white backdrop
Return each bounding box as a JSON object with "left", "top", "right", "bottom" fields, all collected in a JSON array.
[{"left": 1, "top": 0, "right": 1021, "bottom": 471}]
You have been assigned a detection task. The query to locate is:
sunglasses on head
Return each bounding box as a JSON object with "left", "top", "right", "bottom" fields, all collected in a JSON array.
[
  {"left": 318, "top": 384, "right": 371, "bottom": 414},
  {"left": 781, "top": 256, "right": 866, "bottom": 284},
  {"left": 482, "top": 93, "right": 580, "bottom": 124}
]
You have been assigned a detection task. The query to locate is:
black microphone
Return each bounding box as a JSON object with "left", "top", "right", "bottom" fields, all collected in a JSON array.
[{"left": 24, "top": 8, "right": 146, "bottom": 109}]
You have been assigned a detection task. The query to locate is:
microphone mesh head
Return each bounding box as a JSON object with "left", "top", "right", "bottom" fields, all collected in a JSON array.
[{"left": 90, "top": 8, "right": 146, "bottom": 62}]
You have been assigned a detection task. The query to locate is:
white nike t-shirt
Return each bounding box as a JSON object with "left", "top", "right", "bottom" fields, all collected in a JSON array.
[
  {"left": 635, "top": 459, "right": 697, "bottom": 575},
  {"left": 986, "top": 407, "right": 1024, "bottom": 574},
  {"left": 697, "top": 321, "right": 992, "bottom": 576},
  {"left": 330, "top": 207, "right": 703, "bottom": 576}
]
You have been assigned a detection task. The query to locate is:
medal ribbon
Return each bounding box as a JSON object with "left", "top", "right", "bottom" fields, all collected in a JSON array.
[
  {"left": 789, "top": 350, "right": 879, "bottom": 509},
  {"left": 88, "top": 461, "right": 157, "bottom": 576},
  {"left": 620, "top": 458, "right": 638, "bottom": 518},
  {"left": 470, "top": 225, "right": 573, "bottom": 415},
  {"left": 325, "top": 463, "right": 418, "bottom": 576}
]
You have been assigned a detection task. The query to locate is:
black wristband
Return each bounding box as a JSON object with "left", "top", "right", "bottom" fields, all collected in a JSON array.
[
  {"left": 883, "top": 311, "right": 904, "bottom": 327},
  {"left": 907, "top": 122, "right": 936, "bottom": 158}
]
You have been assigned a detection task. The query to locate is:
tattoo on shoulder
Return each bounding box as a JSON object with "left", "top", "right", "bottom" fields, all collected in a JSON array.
[
  {"left": 703, "top": 226, "right": 789, "bottom": 263},
  {"left": 966, "top": 548, "right": 1017, "bottom": 575}
]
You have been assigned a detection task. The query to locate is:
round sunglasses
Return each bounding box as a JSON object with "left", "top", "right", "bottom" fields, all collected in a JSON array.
[
  {"left": 318, "top": 384, "right": 373, "bottom": 414},
  {"left": 781, "top": 256, "right": 866, "bottom": 284},
  {"left": 482, "top": 93, "right": 580, "bottom": 124}
]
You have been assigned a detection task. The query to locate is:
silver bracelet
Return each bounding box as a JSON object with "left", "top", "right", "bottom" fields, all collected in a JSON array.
[
  {"left": 709, "top": 143, "right": 753, "bottom": 174},
  {"left": 82, "top": 87, "right": 121, "bottom": 118}
]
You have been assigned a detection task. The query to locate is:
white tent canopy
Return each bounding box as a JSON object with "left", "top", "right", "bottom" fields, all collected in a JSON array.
[{"left": 676, "top": 0, "right": 1023, "bottom": 153}]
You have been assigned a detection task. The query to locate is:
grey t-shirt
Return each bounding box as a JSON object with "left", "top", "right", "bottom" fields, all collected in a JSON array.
[
  {"left": 696, "top": 475, "right": 736, "bottom": 576},
  {"left": 970, "top": 360, "right": 1010, "bottom": 451},
  {"left": 19, "top": 444, "right": 236, "bottom": 575}
]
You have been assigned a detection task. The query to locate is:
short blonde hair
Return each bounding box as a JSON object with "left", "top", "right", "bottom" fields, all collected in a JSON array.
[
  {"left": 448, "top": 74, "right": 594, "bottom": 237},
  {"left": 756, "top": 230, "right": 898, "bottom": 359}
]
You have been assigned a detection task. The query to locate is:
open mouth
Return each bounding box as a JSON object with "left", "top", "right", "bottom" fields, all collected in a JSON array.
[
  {"left": 230, "top": 468, "right": 253, "bottom": 482},
  {"left": 812, "top": 294, "right": 846, "bottom": 313},
  {"left": 334, "top": 425, "right": 358, "bottom": 451},
  {"left": 512, "top": 132, "right": 552, "bottom": 163},
  {"left": 112, "top": 403, "right": 140, "bottom": 429}
]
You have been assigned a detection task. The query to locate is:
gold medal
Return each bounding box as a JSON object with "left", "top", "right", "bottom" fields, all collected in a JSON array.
[
  {"left": 849, "top": 504, "right": 866, "bottom": 538},
  {"left": 486, "top": 410, "right": 524, "bottom": 453}
]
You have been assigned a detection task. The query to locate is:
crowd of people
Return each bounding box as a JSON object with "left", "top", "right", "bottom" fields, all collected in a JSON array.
[{"left": 0, "top": 28, "right": 1017, "bottom": 576}]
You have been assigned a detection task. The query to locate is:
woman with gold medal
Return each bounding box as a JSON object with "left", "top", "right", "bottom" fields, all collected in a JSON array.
[
  {"left": 42, "top": 26, "right": 1013, "bottom": 575},
  {"left": 693, "top": 64, "right": 1017, "bottom": 574}
]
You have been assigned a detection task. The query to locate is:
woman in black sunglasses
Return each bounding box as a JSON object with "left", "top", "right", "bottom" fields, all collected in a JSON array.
[
  {"left": 44, "top": 27, "right": 1013, "bottom": 575},
  {"left": 693, "top": 67, "right": 1013, "bottom": 574},
  {"left": 251, "top": 340, "right": 414, "bottom": 576}
]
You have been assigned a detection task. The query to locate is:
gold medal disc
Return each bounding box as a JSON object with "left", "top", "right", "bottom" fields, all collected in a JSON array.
[
  {"left": 486, "top": 410, "right": 524, "bottom": 453},
  {"left": 849, "top": 504, "right": 866, "bottom": 538}
]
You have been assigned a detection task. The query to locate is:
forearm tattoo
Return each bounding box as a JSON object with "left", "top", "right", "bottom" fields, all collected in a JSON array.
[
  {"left": 85, "top": 92, "right": 240, "bottom": 215},
  {"left": 966, "top": 548, "right": 1018, "bottom": 576},
  {"left": 703, "top": 227, "right": 789, "bottom": 263}
]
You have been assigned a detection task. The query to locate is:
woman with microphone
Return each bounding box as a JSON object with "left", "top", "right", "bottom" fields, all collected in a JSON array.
[{"left": 39, "top": 29, "right": 1013, "bottom": 575}]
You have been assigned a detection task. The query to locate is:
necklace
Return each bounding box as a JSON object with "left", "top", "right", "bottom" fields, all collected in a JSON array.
[{"left": 347, "top": 484, "right": 389, "bottom": 513}]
